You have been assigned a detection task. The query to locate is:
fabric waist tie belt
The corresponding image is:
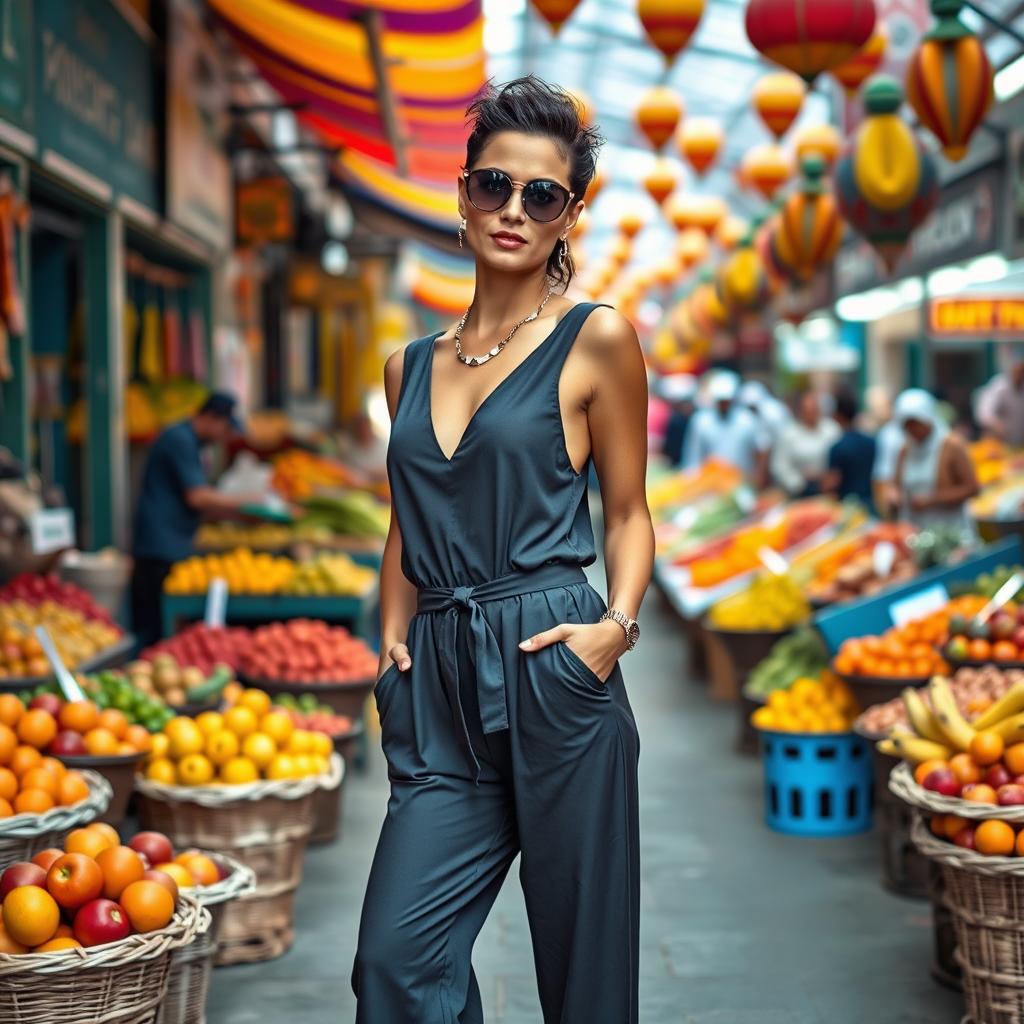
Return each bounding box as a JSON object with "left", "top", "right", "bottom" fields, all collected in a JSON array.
[{"left": 416, "top": 562, "right": 588, "bottom": 781}]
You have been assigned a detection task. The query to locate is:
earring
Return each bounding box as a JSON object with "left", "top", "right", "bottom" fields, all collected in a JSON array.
[
  {"left": 558, "top": 238, "right": 568, "bottom": 273},
  {"left": 458, "top": 219, "right": 466, "bottom": 249}
]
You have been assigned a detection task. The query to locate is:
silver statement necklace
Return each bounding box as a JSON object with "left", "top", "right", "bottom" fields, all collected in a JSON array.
[{"left": 454, "top": 288, "right": 554, "bottom": 367}]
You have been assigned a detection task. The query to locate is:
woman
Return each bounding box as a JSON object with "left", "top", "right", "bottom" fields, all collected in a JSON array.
[
  {"left": 352, "top": 77, "right": 653, "bottom": 1023},
  {"left": 771, "top": 390, "right": 840, "bottom": 498},
  {"left": 894, "top": 389, "right": 979, "bottom": 530}
]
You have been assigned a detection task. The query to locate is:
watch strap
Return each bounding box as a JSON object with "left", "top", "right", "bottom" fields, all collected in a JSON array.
[{"left": 600, "top": 609, "right": 639, "bottom": 650}]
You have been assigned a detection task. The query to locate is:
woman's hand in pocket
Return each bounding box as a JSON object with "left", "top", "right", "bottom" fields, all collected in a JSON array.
[
  {"left": 378, "top": 643, "right": 412, "bottom": 682},
  {"left": 519, "top": 620, "right": 626, "bottom": 682}
]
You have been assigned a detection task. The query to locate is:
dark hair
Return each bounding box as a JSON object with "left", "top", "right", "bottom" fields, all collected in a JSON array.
[
  {"left": 464, "top": 76, "right": 603, "bottom": 290},
  {"left": 834, "top": 390, "right": 859, "bottom": 424}
]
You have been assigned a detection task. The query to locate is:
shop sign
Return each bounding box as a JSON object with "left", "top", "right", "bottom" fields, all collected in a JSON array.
[
  {"left": 34, "top": 0, "right": 158, "bottom": 211},
  {"left": 834, "top": 162, "right": 1004, "bottom": 297},
  {"left": 0, "top": 0, "right": 34, "bottom": 143},
  {"left": 929, "top": 296, "right": 1024, "bottom": 337},
  {"left": 1008, "top": 130, "right": 1024, "bottom": 261},
  {"left": 166, "top": 0, "right": 231, "bottom": 250},
  {"left": 236, "top": 178, "right": 294, "bottom": 245}
]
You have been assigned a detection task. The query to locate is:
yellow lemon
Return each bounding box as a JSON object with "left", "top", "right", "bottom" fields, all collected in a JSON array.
[
  {"left": 149, "top": 733, "right": 170, "bottom": 760},
  {"left": 767, "top": 691, "right": 789, "bottom": 712},
  {"left": 237, "top": 689, "right": 272, "bottom": 718},
  {"left": 310, "top": 732, "right": 333, "bottom": 759},
  {"left": 205, "top": 730, "right": 240, "bottom": 767},
  {"left": 165, "top": 719, "right": 204, "bottom": 760},
  {"left": 223, "top": 706, "right": 259, "bottom": 739},
  {"left": 266, "top": 753, "right": 297, "bottom": 780},
  {"left": 260, "top": 711, "right": 294, "bottom": 748},
  {"left": 287, "top": 729, "right": 314, "bottom": 755},
  {"left": 241, "top": 732, "right": 277, "bottom": 771},
  {"left": 177, "top": 753, "right": 215, "bottom": 786},
  {"left": 145, "top": 757, "right": 177, "bottom": 785},
  {"left": 751, "top": 707, "right": 775, "bottom": 730},
  {"left": 195, "top": 711, "right": 224, "bottom": 737},
  {"left": 220, "top": 756, "right": 260, "bottom": 785}
]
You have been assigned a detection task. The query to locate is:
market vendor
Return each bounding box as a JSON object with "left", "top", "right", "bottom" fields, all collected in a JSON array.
[
  {"left": 771, "top": 390, "right": 840, "bottom": 498},
  {"left": 739, "top": 379, "right": 790, "bottom": 451},
  {"left": 824, "top": 390, "right": 877, "bottom": 513},
  {"left": 975, "top": 343, "right": 1024, "bottom": 446},
  {"left": 130, "top": 392, "right": 259, "bottom": 648},
  {"left": 684, "top": 370, "right": 769, "bottom": 485},
  {"left": 659, "top": 373, "right": 698, "bottom": 467},
  {"left": 894, "top": 389, "right": 979, "bottom": 533}
]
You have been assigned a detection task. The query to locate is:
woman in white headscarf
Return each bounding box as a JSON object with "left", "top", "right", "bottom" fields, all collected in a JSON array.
[{"left": 894, "top": 389, "right": 979, "bottom": 530}]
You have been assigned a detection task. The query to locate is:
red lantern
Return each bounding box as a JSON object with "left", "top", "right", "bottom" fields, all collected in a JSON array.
[
  {"left": 753, "top": 72, "right": 806, "bottom": 140},
  {"left": 793, "top": 124, "right": 843, "bottom": 168},
  {"left": 677, "top": 117, "right": 723, "bottom": 177},
  {"left": 905, "top": 0, "right": 994, "bottom": 163},
  {"left": 638, "top": 0, "right": 706, "bottom": 63},
  {"left": 531, "top": 0, "right": 583, "bottom": 33},
  {"left": 644, "top": 159, "right": 679, "bottom": 206},
  {"left": 741, "top": 144, "right": 794, "bottom": 201},
  {"left": 830, "top": 25, "right": 887, "bottom": 93},
  {"left": 772, "top": 155, "right": 844, "bottom": 281},
  {"left": 745, "top": 0, "right": 877, "bottom": 83},
  {"left": 636, "top": 87, "right": 685, "bottom": 150}
]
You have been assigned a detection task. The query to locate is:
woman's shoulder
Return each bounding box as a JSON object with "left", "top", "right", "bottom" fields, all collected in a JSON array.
[{"left": 574, "top": 303, "right": 640, "bottom": 358}]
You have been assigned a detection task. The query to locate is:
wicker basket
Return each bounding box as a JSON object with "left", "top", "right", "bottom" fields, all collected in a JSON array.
[
  {"left": 0, "top": 893, "right": 208, "bottom": 1024},
  {"left": 55, "top": 752, "right": 144, "bottom": 826},
  {"left": 310, "top": 754, "right": 347, "bottom": 845},
  {"left": 157, "top": 855, "right": 257, "bottom": 1024},
  {"left": 243, "top": 676, "right": 374, "bottom": 718},
  {"left": 135, "top": 757, "right": 340, "bottom": 965},
  {"left": 0, "top": 770, "right": 112, "bottom": 866},
  {"left": 890, "top": 761, "right": 1024, "bottom": 822}
]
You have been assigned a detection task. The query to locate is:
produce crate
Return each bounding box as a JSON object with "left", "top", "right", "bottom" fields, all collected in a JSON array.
[
  {"left": 928, "top": 860, "right": 963, "bottom": 992},
  {"left": 0, "top": 893, "right": 207, "bottom": 1024},
  {"left": 54, "top": 751, "right": 145, "bottom": 827},
  {"left": 0, "top": 633, "right": 136, "bottom": 693},
  {"left": 242, "top": 675, "right": 375, "bottom": 719},
  {"left": 703, "top": 624, "right": 792, "bottom": 703}
]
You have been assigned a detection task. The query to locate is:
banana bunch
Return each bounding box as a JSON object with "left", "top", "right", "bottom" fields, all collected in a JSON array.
[{"left": 876, "top": 677, "right": 985, "bottom": 762}]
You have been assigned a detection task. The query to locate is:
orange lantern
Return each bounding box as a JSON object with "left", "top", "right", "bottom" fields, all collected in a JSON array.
[
  {"left": 584, "top": 163, "right": 606, "bottom": 205},
  {"left": 831, "top": 25, "right": 888, "bottom": 93},
  {"left": 531, "top": 0, "right": 583, "bottom": 33},
  {"left": 636, "top": 86, "right": 685, "bottom": 150},
  {"left": 664, "top": 193, "right": 728, "bottom": 235},
  {"left": 676, "top": 227, "right": 710, "bottom": 271},
  {"left": 905, "top": 0, "right": 994, "bottom": 162},
  {"left": 793, "top": 124, "right": 843, "bottom": 168},
  {"left": 715, "top": 215, "right": 750, "bottom": 251},
  {"left": 752, "top": 72, "right": 806, "bottom": 140},
  {"left": 654, "top": 259, "right": 680, "bottom": 286},
  {"left": 609, "top": 235, "right": 633, "bottom": 266},
  {"left": 772, "top": 155, "right": 844, "bottom": 281},
  {"left": 618, "top": 210, "right": 646, "bottom": 239},
  {"left": 566, "top": 87, "right": 595, "bottom": 126},
  {"left": 637, "top": 0, "right": 706, "bottom": 62},
  {"left": 644, "top": 158, "right": 679, "bottom": 205},
  {"left": 741, "top": 144, "right": 794, "bottom": 201},
  {"left": 677, "top": 117, "right": 723, "bottom": 177}
]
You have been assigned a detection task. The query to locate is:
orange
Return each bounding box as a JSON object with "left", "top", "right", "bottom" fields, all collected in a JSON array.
[
  {"left": 0, "top": 694, "right": 23, "bottom": 728},
  {"left": 914, "top": 759, "right": 949, "bottom": 786},
  {"left": 204, "top": 730, "right": 239, "bottom": 767},
  {"left": 0, "top": 919, "right": 27, "bottom": 954},
  {"left": 124, "top": 725, "right": 152, "bottom": 753},
  {"left": 177, "top": 754, "right": 214, "bottom": 786},
  {"left": 976, "top": 819, "right": 1016, "bottom": 856},
  {"left": 14, "top": 788, "right": 55, "bottom": 815},
  {"left": 120, "top": 880, "right": 175, "bottom": 933},
  {"left": 970, "top": 731, "right": 1005, "bottom": 767},
  {"left": 237, "top": 689, "right": 272, "bottom": 718},
  {"left": 17, "top": 709, "right": 57, "bottom": 750},
  {"left": 949, "top": 753, "right": 983, "bottom": 786},
  {"left": 0, "top": 798, "right": 12, "bottom": 818},
  {"left": 145, "top": 758, "right": 177, "bottom": 785},
  {"left": 241, "top": 733, "right": 276, "bottom": 770},
  {"left": 154, "top": 862, "right": 195, "bottom": 888},
  {"left": 83, "top": 728, "right": 119, "bottom": 757},
  {"left": 943, "top": 815, "right": 970, "bottom": 840},
  {"left": 96, "top": 710, "right": 128, "bottom": 740},
  {"left": 0, "top": 722, "right": 16, "bottom": 765},
  {"left": 1016, "top": 830, "right": 1024, "bottom": 858},
  {"left": 8, "top": 745, "right": 41, "bottom": 777},
  {"left": 53, "top": 923, "right": 74, "bottom": 939},
  {"left": 2, "top": 885, "right": 60, "bottom": 947},
  {"left": 1005, "top": 744, "right": 1024, "bottom": 777},
  {"left": 176, "top": 852, "right": 219, "bottom": 886},
  {"left": 58, "top": 701, "right": 99, "bottom": 734},
  {"left": 65, "top": 827, "right": 115, "bottom": 859},
  {"left": 20, "top": 768, "right": 58, "bottom": 799},
  {"left": 37, "top": 756, "right": 66, "bottom": 779},
  {"left": 260, "top": 711, "right": 294, "bottom": 748},
  {"left": 0, "top": 766, "right": 16, "bottom": 802},
  {"left": 969, "top": 638, "right": 992, "bottom": 662},
  {"left": 116, "top": 742, "right": 138, "bottom": 756},
  {"left": 195, "top": 711, "right": 224, "bottom": 737},
  {"left": 58, "top": 771, "right": 90, "bottom": 806},
  {"left": 165, "top": 719, "right": 204, "bottom": 759},
  {"left": 223, "top": 706, "right": 258, "bottom": 739},
  {"left": 87, "top": 822, "right": 121, "bottom": 848},
  {"left": 34, "top": 936, "right": 82, "bottom": 952},
  {"left": 95, "top": 845, "right": 146, "bottom": 900},
  {"left": 963, "top": 784, "right": 999, "bottom": 804},
  {"left": 220, "top": 756, "right": 259, "bottom": 785}
]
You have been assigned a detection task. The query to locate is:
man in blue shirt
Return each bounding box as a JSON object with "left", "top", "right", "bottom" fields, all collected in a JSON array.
[
  {"left": 131, "top": 393, "right": 254, "bottom": 647},
  {"left": 825, "top": 390, "right": 877, "bottom": 514},
  {"left": 659, "top": 374, "right": 697, "bottom": 468}
]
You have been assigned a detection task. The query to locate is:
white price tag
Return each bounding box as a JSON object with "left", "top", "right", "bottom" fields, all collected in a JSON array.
[
  {"left": 889, "top": 583, "right": 950, "bottom": 628},
  {"left": 758, "top": 546, "right": 789, "bottom": 576},
  {"left": 734, "top": 485, "right": 757, "bottom": 515},
  {"left": 872, "top": 541, "right": 896, "bottom": 579},
  {"left": 204, "top": 578, "right": 228, "bottom": 628},
  {"left": 28, "top": 508, "right": 75, "bottom": 555}
]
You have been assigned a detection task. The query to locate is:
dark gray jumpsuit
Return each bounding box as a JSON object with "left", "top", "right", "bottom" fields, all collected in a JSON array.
[{"left": 352, "top": 303, "right": 641, "bottom": 1023}]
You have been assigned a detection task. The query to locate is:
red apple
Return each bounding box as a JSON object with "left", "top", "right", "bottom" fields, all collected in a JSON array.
[
  {"left": 128, "top": 832, "right": 174, "bottom": 867},
  {"left": 49, "top": 730, "right": 87, "bottom": 756},
  {"left": 986, "top": 765, "right": 1013, "bottom": 790},
  {"left": 923, "top": 769, "right": 962, "bottom": 797},
  {"left": 28, "top": 694, "right": 62, "bottom": 717},
  {"left": 142, "top": 869, "right": 179, "bottom": 907},
  {"left": 31, "top": 848, "right": 63, "bottom": 872},
  {"left": 998, "top": 784, "right": 1024, "bottom": 806},
  {"left": 1013, "top": 774, "right": 1024, "bottom": 787},
  {"left": 954, "top": 826, "right": 977, "bottom": 850},
  {"left": 73, "top": 899, "right": 131, "bottom": 947},
  {"left": 0, "top": 862, "right": 47, "bottom": 899},
  {"left": 46, "top": 853, "right": 104, "bottom": 911},
  {"left": 1013, "top": 625, "right": 1024, "bottom": 649},
  {"left": 992, "top": 613, "right": 1017, "bottom": 641}
]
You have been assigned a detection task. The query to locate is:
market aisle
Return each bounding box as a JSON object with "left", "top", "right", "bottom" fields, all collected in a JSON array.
[{"left": 207, "top": 570, "right": 964, "bottom": 1024}]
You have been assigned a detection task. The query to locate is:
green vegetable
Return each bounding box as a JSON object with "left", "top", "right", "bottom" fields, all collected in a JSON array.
[
  {"left": 186, "top": 666, "right": 234, "bottom": 703},
  {"left": 299, "top": 693, "right": 318, "bottom": 712},
  {"left": 746, "top": 626, "right": 829, "bottom": 697}
]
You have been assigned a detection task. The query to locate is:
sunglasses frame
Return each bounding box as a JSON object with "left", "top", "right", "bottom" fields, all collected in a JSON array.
[{"left": 461, "top": 168, "right": 576, "bottom": 223}]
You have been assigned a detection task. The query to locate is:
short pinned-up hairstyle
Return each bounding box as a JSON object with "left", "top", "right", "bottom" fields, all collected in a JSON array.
[{"left": 464, "top": 76, "right": 604, "bottom": 289}]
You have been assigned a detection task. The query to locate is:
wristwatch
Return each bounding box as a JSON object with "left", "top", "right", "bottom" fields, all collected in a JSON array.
[{"left": 600, "top": 609, "right": 640, "bottom": 651}]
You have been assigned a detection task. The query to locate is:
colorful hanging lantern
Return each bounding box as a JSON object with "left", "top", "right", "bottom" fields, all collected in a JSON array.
[
  {"left": 654, "top": 259, "right": 680, "bottom": 286},
  {"left": 745, "top": 0, "right": 877, "bottom": 83},
  {"left": 638, "top": 0, "right": 706, "bottom": 62},
  {"left": 752, "top": 72, "right": 806, "bottom": 140},
  {"left": 566, "top": 87, "right": 595, "bottom": 127},
  {"left": 905, "top": 0, "right": 994, "bottom": 163},
  {"left": 717, "top": 245, "right": 772, "bottom": 313},
  {"left": 609, "top": 235, "right": 633, "bottom": 266},
  {"left": 678, "top": 117, "right": 723, "bottom": 177},
  {"left": 585, "top": 163, "right": 606, "bottom": 205},
  {"left": 772, "top": 155, "right": 844, "bottom": 282},
  {"left": 664, "top": 193, "right": 728, "bottom": 235},
  {"left": 636, "top": 86, "right": 685, "bottom": 150},
  {"left": 741, "top": 144, "right": 794, "bottom": 201},
  {"left": 531, "top": 0, "right": 583, "bottom": 34},
  {"left": 618, "top": 210, "right": 646, "bottom": 239},
  {"left": 676, "top": 227, "right": 710, "bottom": 271},
  {"left": 835, "top": 77, "right": 939, "bottom": 270},
  {"left": 755, "top": 216, "right": 789, "bottom": 285},
  {"left": 644, "top": 158, "right": 680, "bottom": 206},
  {"left": 715, "top": 215, "right": 751, "bottom": 251},
  {"left": 793, "top": 124, "right": 843, "bottom": 168},
  {"left": 691, "top": 278, "right": 730, "bottom": 332},
  {"left": 830, "top": 25, "right": 888, "bottom": 93}
]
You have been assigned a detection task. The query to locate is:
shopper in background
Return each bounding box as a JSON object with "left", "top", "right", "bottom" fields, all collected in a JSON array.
[
  {"left": 740, "top": 378, "right": 791, "bottom": 452},
  {"left": 873, "top": 389, "right": 913, "bottom": 517},
  {"left": 684, "top": 370, "right": 769, "bottom": 485},
  {"left": 770, "top": 389, "right": 840, "bottom": 498},
  {"left": 895, "top": 389, "right": 979, "bottom": 531},
  {"left": 659, "top": 373, "right": 698, "bottom": 467},
  {"left": 335, "top": 409, "right": 389, "bottom": 484},
  {"left": 130, "top": 392, "right": 257, "bottom": 649},
  {"left": 975, "top": 343, "right": 1024, "bottom": 446},
  {"left": 824, "top": 389, "right": 877, "bottom": 512}
]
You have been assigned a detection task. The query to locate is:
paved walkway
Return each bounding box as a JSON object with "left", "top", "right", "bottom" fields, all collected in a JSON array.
[{"left": 207, "top": 570, "right": 964, "bottom": 1023}]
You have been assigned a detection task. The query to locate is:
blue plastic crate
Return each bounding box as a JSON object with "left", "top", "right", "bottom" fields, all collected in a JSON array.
[{"left": 760, "top": 730, "right": 873, "bottom": 837}]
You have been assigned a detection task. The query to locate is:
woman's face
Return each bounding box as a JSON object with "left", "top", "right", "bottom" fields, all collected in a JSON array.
[
  {"left": 798, "top": 392, "right": 819, "bottom": 427},
  {"left": 903, "top": 417, "right": 932, "bottom": 443},
  {"left": 458, "top": 131, "right": 583, "bottom": 277}
]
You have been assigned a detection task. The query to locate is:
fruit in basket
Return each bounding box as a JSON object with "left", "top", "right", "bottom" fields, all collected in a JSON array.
[
  {"left": 176, "top": 852, "right": 218, "bottom": 887},
  {"left": 73, "top": 898, "right": 131, "bottom": 947},
  {"left": 240, "top": 620, "right": 378, "bottom": 683},
  {"left": 142, "top": 624, "right": 250, "bottom": 676},
  {"left": 970, "top": 731, "right": 1005, "bottom": 765},
  {"left": 3, "top": 885, "right": 60, "bottom": 947},
  {"left": 708, "top": 572, "right": 810, "bottom": 630},
  {"left": 750, "top": 672, "right": 858, "bottom": 733},
  {"left": 163, "top": 548, "right": 296, "bottom": 596},
  {"left": 997, "top": 784, "right": 1024, "bottom": 806},
  {"left": 976, "top": 819, "right": 1016, "bottom": 856},
  {"left": 0, "top": 863, "right": 47, "bottom": 899},
  {"left": 0, "top": 602, "right": 121, "bottom": 677},
  {"left": 154, "top": 863, "right": 195, "bottom": 889},
  {"left": 31, "top": 849, "right": 63, "bottom": 872},
  {"left": 95, "top": 847, "right": 146, "bottom": 900},
  {"left": 120, "top": 880, "right": 175, "bottom": 933},
  {"left": 922, "top": 768, "right": 961, "bottom": 796},
  {"left": 129, "top": 831, "right": 174, "bottom": 867},
  {"left": 46, "top": 853, "right": 104, "bottom": 911},
  {"left": 963, "top": 783, "right": 998, "bottom": 803}
]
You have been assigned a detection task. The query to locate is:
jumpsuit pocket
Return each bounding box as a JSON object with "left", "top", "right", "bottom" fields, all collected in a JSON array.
[
  {"left": 556, "top": 641, "right": 612, "bottom": 695},
  {"left": 373, "top": 662, "right": 403, "bottom": 719}
]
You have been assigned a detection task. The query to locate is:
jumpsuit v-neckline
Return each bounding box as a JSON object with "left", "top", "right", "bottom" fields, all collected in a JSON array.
[{"left": 353, "top": 302, "right": 641, "bottom": 1024}]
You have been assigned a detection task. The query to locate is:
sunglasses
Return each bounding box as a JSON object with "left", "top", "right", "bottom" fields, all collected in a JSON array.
[{"left": 462, "top": 168, "right": 575, "bottom": 223}]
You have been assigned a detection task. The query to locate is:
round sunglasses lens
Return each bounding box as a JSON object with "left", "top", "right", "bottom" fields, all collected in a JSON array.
[
  {"left": 468, "top": 170, "right": 511, "bottom": 211},
  {"left": 522, "top": 181, "right": 569, "bottom": 222}
]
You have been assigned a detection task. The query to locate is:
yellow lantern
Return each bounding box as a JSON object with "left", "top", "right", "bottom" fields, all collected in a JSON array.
[
  {"left": 638, "top": 0, "right": 706, "bottom": 63},
  {"left": 664, "top": 193, "right": 728, "bottom": 235},
  {"left": 752, "top": 72, "right": 806, "bottom": 140},
  {"left": 677, "top": 117, "right": 723, "bottom": 177},
  {"left": 773, "top": 155, "right": 844, "bottom": 282},
  {"left": 793, "top": 124, "right": 843, "bottom": 169},
  {"left": 676, "top": 227, "right": 710, "bottom": 271},
  {"left": 715, "top": 215, "right": 750, "bottom": 252},
  {"left": 636, "top": 86, "right": 685, "bottom": 150},
  {"left": 644, "top": 158, "right": 679, "bottom": 206},
  {"left": 717, "top": 245, "right": 772, "bottom": 313},
  {"left": 654, "top": 259, "right": 679, "bottom": 286},
  {"left": 741, "top": 144, "right": 794, "bottom": 201}
]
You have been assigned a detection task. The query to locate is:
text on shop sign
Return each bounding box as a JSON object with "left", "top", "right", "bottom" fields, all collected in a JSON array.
[{"left": 930, "top": 297, "right": 1024, "bottom": 337}]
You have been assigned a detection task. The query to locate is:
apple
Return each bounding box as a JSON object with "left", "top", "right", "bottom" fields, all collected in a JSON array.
[
  {"left": 998, "top": 784, "right": 1024, "bottom": 806},
  {"left": 214, "top": 857, "right": 229, "bottom": 882},
  {"left": 954, "top": 826, "right": 977, "bottom": 850},
  {"left": 28, "top": 694, "right": 62, "bottom": 717},
  {"left": 0, "top": 862, "right": 47, "bottom": 899},
  {"left": 73, "top": 899, "right": 131, "bottom": 947},
  {"left": 923, "top": 769, "right": 962, "bottom": 797},
  {"left": 946, "top": 637, "right": 970, "bottom": 661},
  {"left": 1013, "top": 626, "right": 1024, "bottom": 650},
  {"left": 986, "top": 765, "right": 1013, "bottom": 789},
  {"left": 128, "top": 832, "right": 174, "bottom": 868},
  {"left": 143, "top": 869, "right": 179, "bottom": 907},
  {"left": 1012, "top": 774, "right": 1024, "bottom": 787},
  {"left": 31, "top": 848, "right": 63, "bottom": 872},
  {"left": 992, "top": 613, "right": 1017, "bottom": 641},
  {"left": 49, "top": 730, "right": 87, "bottom": 756}
]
